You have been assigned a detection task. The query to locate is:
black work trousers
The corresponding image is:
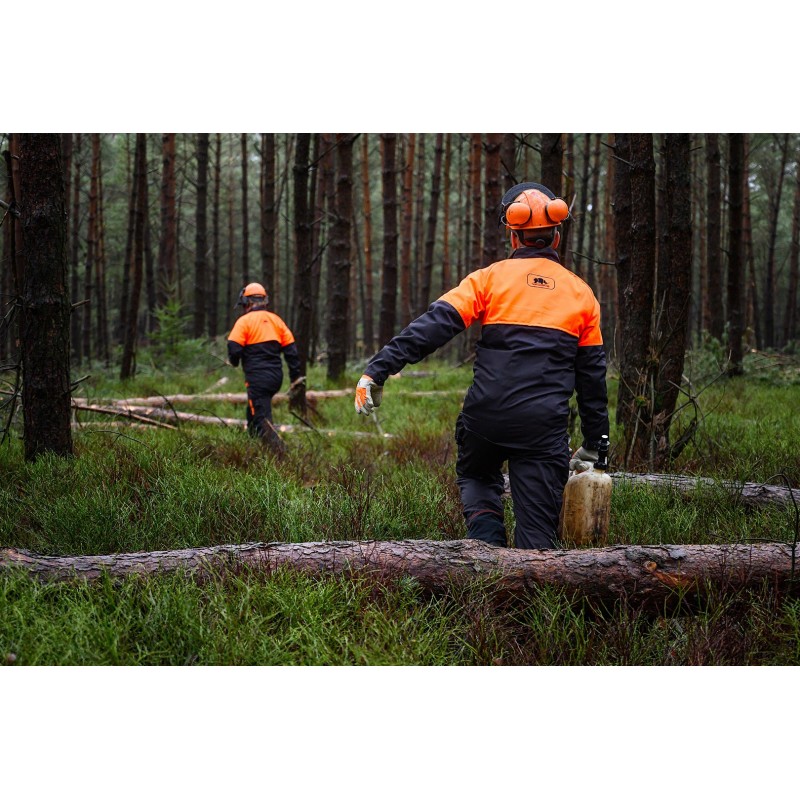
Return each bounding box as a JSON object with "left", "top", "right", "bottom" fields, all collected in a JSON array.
[
  {"left": 246, "top": 385, "right": 285, "bottom": 451},
  {"left": 455, "top": 414, "right": 569, "bottom": 550}
]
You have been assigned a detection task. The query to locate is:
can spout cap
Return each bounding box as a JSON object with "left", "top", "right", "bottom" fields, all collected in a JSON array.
[{"left": 595, "top": 435, "right": 610, "bottom": 471}]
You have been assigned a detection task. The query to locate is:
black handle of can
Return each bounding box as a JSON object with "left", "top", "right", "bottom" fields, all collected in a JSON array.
[{"left": 595, "top": 435, "right": 610, "bottom": 471}]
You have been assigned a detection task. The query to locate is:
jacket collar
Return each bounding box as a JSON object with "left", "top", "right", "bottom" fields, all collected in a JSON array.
[{"left": 511, "top": 245, "right": 561, "bottom": 264}]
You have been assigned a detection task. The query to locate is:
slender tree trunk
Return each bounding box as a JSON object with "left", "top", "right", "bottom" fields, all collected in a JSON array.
[
  {"left": 16, "top": 134, "right": 73, "bottom": 460},
  {"left": 241, "top": 134, "right": 250, "bottom": 286},
  {"left": 292, "top": 134, "right": 313, "bottom": 382},
  {"left": 500, "top": 133, "right": 517, "bottom": 189},
  {"left": 441, "top": 133, "right": 452, "bottom": 294},
  {"left": 783, "top": 151, "right": 800, "bottom": 345},
  {"left": 585, "top": 133, "right": 602, "bottom": 293},
  {"left": 227, "top": 136, "right": 236, "bottom": 322},
  {"left": 118, "top": 135, "right": 135, "bottom": 345},
  {"left": 157, "top": 133, "right": 177, "bottom": 310},
  {"left": 413, "top": 133, "right": 426, "bottom": 311},
  {"left": 743, "top": 150, "right": 760, "bottom": 350},
  {"left": 726, "top": 134, "right": 746, "bottom": 376},
  {"left": 653, "top": 134, "right": 692, "bottom": 467},
  {"left": 260, "top": 133, "right": 276, "bottom": 303},
  {"left": 310, "top": 134, "right": 330, "bottom": 359},
  {"left": 326, "top": 134, "right": 354, "bottom": 381},
  {"left": 540, "top": 133, "right": 563, "bottom": 196},
  {"left": 705, "top": 133, "right": 723, "bottom": 340},
  {"left": 482, "top": 133, "right": 502, "bottom": 266},
  {"left": 82, "top": 135, "right": 99, "bottom": 364},
  {"left": 194, "top": 133, "right": 209, "bottom": 338},
  {"left": 120, "top": 134, "right": 147, "bottom": 380},
  {"left": 417, "top": 131, "right": 444, "bottom": 315},
  {"left": 399, "top": 134, "right": 415, "bottom": 328},
  {"left": 94, "top": 137, "right": 110, "bottom": 362},
  {"left": 68, "top": 134, "right": 82, "bottom": 361},
  {"left": 378, "top": 134, "right": 399, "bottom": 347},
  {"left": 209, "top": 133, "right": 222, "bottom": 338},
  {"left": 560, "top": 133, "right": 575, "bottom": 269},
  {"left": 763, "top": 133, "right": 790, "bottom": 349},
  {"left": 360, "top": 134, "right": 375, "bottom": 352},
  {"left": 615, "top": 133, "right": 657, "bottom": 469}
]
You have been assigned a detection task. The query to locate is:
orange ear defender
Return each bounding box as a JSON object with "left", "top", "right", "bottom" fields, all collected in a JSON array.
[{"left": 501, "top": 188, "right": 570, "bottom": 231}]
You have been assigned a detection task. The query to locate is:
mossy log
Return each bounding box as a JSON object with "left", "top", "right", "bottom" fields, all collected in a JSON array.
[{"left": 2, "top": 540, "right": 797, "bottom": 611}]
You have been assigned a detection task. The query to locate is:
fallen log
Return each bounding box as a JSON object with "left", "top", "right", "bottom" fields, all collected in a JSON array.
[
  {"left": 89, "top": 388, "right": 465, "bottom": 408},
  {"left": 499, "top": 471, "right": 800, "bottom": 511},
  {"left": 2, "top": 540, "right": 797, "bottom": 611},
  {"left": 71, "top": 402, "right": 177, "bottom": 430}
]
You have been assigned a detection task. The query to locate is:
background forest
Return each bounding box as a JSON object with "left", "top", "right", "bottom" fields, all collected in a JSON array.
[{"left": 3, "top": 133, "right": 799, "bottom": 390}]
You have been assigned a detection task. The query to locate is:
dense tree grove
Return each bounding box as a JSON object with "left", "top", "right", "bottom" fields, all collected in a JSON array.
[{"left": 2, "top": 133, "right": 800, "bottom": 462}]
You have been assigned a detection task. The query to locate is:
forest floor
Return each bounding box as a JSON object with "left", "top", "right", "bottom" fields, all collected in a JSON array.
[{"left": 2, "top": 346, "right": 800, "bottom": 665}]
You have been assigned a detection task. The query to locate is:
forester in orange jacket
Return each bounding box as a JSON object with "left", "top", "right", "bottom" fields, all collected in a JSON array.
[
  {"left": 227, "top": 283, "right": 304, "bottom": 449},
  {"left": 354, "top": 182, "right": 609, "bottom": 549}
]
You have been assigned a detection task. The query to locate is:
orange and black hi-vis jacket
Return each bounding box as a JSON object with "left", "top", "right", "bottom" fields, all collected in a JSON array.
[
  {"left": 227, "top": 309, "right": 301, "bottom": 393},
  {"left": 365, "top": 246, "right": 609, "bottom": 455}
]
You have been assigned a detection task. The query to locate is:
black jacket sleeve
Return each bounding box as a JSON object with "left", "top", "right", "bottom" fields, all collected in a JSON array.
[
  {"left": 365, "top": 300, "right": 466, "bottom": 384},
  {"left": 282, "top": 342, "right": 302, "bottom": 382},
  {"left": 574, "top": 344, "right": 609, "bottom": 448},
  {"left": 228, "top": 340, "right": 244, "bottom": 368}
]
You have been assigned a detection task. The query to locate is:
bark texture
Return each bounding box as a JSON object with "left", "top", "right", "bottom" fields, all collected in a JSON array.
[
  {"left": 3, "top": 540, "right": 798, "bottom": 612},
  {"left": 17, "top": 134, "right": 74, "bottom": 459}
]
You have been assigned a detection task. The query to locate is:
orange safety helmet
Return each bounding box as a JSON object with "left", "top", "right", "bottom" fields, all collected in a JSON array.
[
  {"left": 499, "top": 182, "right": 569, "bottom": 250},
  {"left": 236, "top": 282, "right": 269, "bottom": 308}
]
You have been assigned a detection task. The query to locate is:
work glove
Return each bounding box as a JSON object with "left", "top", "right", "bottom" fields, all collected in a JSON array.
[
  {"left": 355, "top": 374, "right": 382, "bottom": 415},
  {"left": 569, "top": 445, "right": 598, "bottom": 473}
]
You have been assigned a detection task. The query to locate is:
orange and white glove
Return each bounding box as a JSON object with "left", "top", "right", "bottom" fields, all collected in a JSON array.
[{"left": 355, "top": 374, "right": 382, "bottom": 415}]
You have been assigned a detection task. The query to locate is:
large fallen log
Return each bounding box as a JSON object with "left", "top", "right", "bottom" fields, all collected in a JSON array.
[{"left": 2, "top": 540, "right": 797, "bottom": 611}]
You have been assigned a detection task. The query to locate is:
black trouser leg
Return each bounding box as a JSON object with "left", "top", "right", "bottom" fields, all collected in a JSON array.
[
  {"left": 246, "top": 387, "right": 285, "bottom": 452},
  {"left": 455, "top": 416, "right": 507, "bottom": 547},
  {"left": 507, "top": 450, "right": 569, "bottom": 549}
]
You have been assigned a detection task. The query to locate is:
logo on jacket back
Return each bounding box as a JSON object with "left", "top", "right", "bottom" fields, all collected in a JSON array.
[{"left": 527, "top": 274, "right": 555, "bottom": 290}]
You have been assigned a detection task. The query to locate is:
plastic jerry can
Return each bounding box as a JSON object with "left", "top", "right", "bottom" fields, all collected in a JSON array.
[{"left": 559, "top": 435, "right": 612, "bottom": 548}]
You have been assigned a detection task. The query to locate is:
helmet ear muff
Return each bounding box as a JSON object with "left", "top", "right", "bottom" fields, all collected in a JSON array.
[
  {"left": 545, "top": 198, "right": 569, "bottom": 225},
  {"left": 504, "top": 200, "right": 533, "bottom": 227}
]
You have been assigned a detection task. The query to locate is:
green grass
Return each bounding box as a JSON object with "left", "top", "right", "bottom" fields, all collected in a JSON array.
[{"left": 2, "top": 349, "right": 800, "bottom": 665}]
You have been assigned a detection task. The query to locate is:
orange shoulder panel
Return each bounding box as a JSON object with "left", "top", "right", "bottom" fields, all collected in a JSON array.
[{"left": 441, "top": 258, "right": 603, "bottom": 344}]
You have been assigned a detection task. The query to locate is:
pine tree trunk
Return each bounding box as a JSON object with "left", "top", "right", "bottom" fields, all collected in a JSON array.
[
  {"left": 418, "top": 132, "right": 444, "bottom": 316},
  {"left": 209, "top": 133, "right": 222, "bottom": 338},
  {"left": 260, "top": 133, "right": 276, "bottom": 304},
  {"left": 93, "top": 136, "right": 110, "bottom": 362},
  {"left": 292, "top": 133, "right": 313, "bottom": 379},
  {"left": 615, "top": 133, "right": 656, "bottom": 469},
  {"left": 68, "top": 134, "right": 82, "bottom": 361},
  {"left": 326, "top": 134, "right": 354, "bottom": 382},
  {"left": 482, "top": 133, "right": 502, "bottom": 266},
  {"left": 120, "top": 134, "right": 147, "bottom": 380},
  {"left": 360, "top": 134, "right": 375, "bottom": 353},
  {"left": 83, "top": 135, "right": 98, "bottom": 364},
  {"left": 783, "top": 147, "right": 800, "bottom": 345},
  {"left": 540, "top": 133, "right": 563, "bottom": 195},
  {"left": 399, "top": 133, "right": 415, "bottom": 328},
  {"left": 118, "top": 136, "right": 135, "bottom": 346},
  {"left": 194, "top": 133, "right": 209, "bottom": 338},
  {"left": 157, "top": 133, "right": 177, "bottom": 309},
  {"left": 240, "top": 134, "right": 250, "bottom": 286},
  {"left": 16, "top": 134, "right": 73, "bottom": 460},
  {"left": 705, "top": 134, "right": 723, "bottom": 340},
  {"left": 560, "top": 133, "right": 575, "bottom": 269},
  {"left": 441, "top": 134, "right": 452, "bottom": 294},
  {"left": 378, "top": 133, "right": 399, "bottom": 347},
  {"left": 764, "top": 134, "right": 790, "bottom": 349},
  {"left": 653, "top": 134, "right": 692, "bottom": 466},
  {"left": 727, "top": 134, "right": 746, "bottom": 375}
]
